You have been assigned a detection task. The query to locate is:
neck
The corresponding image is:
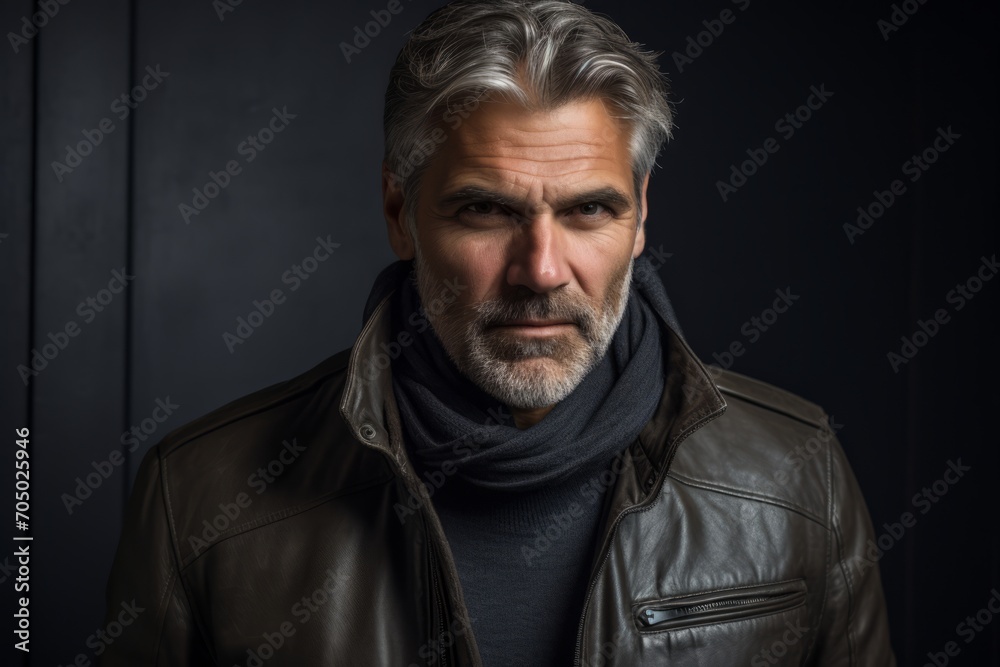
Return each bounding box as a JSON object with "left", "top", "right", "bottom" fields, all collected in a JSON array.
[{"left": 509, "top": 403, "right": 556, "bottom": 429}]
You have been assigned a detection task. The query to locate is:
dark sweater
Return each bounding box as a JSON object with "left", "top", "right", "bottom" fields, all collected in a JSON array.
[
  {"left": 379, "top": 255, "right": 669, "bottom": 665},
  {"left": 405, "top": 443, "right": 622, "bottom": 666}
]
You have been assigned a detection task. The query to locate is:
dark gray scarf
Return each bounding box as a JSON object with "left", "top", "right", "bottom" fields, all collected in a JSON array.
[{"left": 361, "top": 255, "right": 681, "bottom": 492}]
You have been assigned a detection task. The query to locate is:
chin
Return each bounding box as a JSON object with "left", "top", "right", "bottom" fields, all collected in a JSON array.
[{"left": 477, "top": 356, "right": 590, "bottom": 408}]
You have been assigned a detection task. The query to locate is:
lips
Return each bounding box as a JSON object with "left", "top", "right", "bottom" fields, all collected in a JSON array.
[{"left": 497, "top": 319, "right": 574, "bottom": 327}]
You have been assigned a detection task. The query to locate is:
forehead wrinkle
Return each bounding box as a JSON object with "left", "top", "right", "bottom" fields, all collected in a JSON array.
[
  {"left": 456, "top": 129, "right": 615, "bottom": 148},
  {"left": 458, "top": 119, "right": 618, "bottom": 143},
  {"left": 461, "top": 131, "right": 612, "bottom": 145},
  {"left": 447, "top": 150, "right": 627, "bottom": 180},
  {"left": 453, "top": 158, "right": 624, "bottom": 173},
  {"left": 465, "top": 150, "right": 612, "bottom": 164},
  {"left": 444, "top": 164, "right": 621, "bottom": 192},
  {"left": 453, "top": 137, "right": 626, "bottom": 172}
]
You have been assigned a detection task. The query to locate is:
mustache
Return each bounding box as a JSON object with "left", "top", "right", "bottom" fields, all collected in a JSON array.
[{"left": 475, "top": 291, "right": 590, "bottom": 329}]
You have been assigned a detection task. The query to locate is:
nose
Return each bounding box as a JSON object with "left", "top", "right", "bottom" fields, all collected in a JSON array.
[{"left": 505, "top": 216, "right": 571, "bottom": 293}]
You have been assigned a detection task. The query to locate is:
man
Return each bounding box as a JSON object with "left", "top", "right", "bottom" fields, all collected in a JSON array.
[{"left": 100, "top": 1, "right": 895, "bottom": 664}]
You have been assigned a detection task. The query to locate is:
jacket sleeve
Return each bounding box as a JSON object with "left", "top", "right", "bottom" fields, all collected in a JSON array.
[
  {"left": 97, "top": 444, "right": 214, "bottom": 666},
  {"left": 811, "top": 433, "right": 896, "bottom": 666}
]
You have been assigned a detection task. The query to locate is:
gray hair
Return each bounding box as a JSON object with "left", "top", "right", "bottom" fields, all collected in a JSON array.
[{"left": 382, "top": 0, "right": 674, "bottom": 233}]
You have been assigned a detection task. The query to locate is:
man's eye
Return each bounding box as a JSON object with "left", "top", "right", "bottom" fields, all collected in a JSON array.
[
  {"left": 464, "top": 202, "right": 501, "bottom": 215},
  {"left": 578, "top": 202, "right": 609, "bottom": 216}
]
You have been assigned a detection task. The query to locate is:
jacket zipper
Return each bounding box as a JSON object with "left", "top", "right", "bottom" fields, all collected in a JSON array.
[
  {"left": 635, "top": 583, "right": 807, "bottom": 631},
  {"left": 428, "top": 537, "right": 448, "bottom": 667},
  {"left": 572, "top": 498, "right": 646, "bottom": 667},
  {"left": 572, "top": 410, "right": 726, "bottom": 667},
  {"left": 639, "top": 595, "right": 775, "bottom": 626}
]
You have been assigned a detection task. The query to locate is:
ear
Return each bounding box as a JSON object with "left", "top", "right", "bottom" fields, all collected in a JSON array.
[
  {"left": 382, "top": 163, "right": 415, "bottom": 260},
  {"left": 632, "top": 172, "right": 650, "bottom": 258}
]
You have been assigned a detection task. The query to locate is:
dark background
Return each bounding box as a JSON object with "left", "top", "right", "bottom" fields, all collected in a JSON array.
[{"left": 1, "top": 0, "right": 997, "bottom": 664}]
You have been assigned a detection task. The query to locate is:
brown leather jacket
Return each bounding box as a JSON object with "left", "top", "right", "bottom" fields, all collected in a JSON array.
[{"left": 99, "top": 289, "right": 896, "bottom": 666}]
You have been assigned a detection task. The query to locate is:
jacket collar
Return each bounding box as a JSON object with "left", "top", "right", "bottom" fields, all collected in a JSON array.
[
  {"left": 339, "top": 290, "right": 409, "bottom": 470},
  {"left": 632, "top": 320, "right": 728, "bottom": 489},
  {"left": 340, "top": 285, "right": 727, "bottom": 486}
]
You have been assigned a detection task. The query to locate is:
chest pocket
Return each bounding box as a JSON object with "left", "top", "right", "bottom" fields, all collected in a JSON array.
[{"left": 631, "top": 578, "right": 811, "bottom": 664}]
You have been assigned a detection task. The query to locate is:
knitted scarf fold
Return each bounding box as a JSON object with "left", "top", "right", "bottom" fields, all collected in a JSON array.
[{"left": 360, "top": 255, "right": 682, "bottom": 492}]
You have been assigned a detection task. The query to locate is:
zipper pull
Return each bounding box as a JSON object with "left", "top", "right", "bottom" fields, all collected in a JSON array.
[{"left": 638, "top": 608, "right": 679, "bottom": 626}]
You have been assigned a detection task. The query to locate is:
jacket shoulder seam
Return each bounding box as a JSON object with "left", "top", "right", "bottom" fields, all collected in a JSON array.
[
  {"left": 158, "top": 348, "right": 352, "bottom": 459},
  {"left": 830, "top": 443, "right": 859, "bottom": 664},
  {"left": 176, "top": 471, "right": 395, "bottom": 568},
  {"left": 713, "top": 368, "right": 828, "bottom": 430},
  {"left": 804, "top": 439, "right": 835, "bottom": 661},
  {"left": 157, "top": 444, "right": 218, "bottom": 662},
  {"left": 149, "top": 568, "right": 177, "bottom": 665},
  {"left": 666, "top": 470, "right": 829, "bottom": 527},
  {"left": 832, "top": 511, "right": 859, "bottom": 663}
]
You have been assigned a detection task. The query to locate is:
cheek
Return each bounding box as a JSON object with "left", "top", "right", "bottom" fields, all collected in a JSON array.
[
  {"left": 569, "top": 240, "right": 630, "bottom": 302},
  {"left": 435, "top": 236, "right": 506, "bottom": 291}
]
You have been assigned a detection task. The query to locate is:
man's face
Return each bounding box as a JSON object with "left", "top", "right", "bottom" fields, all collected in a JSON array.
[{"left": 388, "top": 97, "right": 648, "bottom": 410}]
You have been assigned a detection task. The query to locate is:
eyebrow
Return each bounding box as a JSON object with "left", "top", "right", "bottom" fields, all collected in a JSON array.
[{"left": 437, "top": 185, "right": 634, "bottom": 214}]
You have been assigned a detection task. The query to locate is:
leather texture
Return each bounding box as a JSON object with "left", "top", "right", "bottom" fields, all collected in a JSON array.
[{"left": 99, "top": 288, "right": 896, "bottom": 666}]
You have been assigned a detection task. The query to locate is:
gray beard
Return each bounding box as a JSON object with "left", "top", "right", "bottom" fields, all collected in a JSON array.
[{"left": 414, "top": 246, "right": 634, "bottom": 410}]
